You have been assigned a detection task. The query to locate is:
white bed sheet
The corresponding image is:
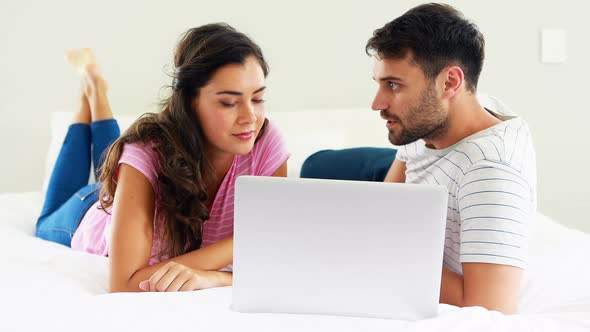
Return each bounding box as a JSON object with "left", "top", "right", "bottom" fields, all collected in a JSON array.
[{"left": 1, "top": 192, "right": 589, "bottom": 332}]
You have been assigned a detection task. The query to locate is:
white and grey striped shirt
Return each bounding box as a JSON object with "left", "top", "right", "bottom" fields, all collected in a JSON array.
[{"left": 396, "top": 108, "right": 537, "bottom": 273}]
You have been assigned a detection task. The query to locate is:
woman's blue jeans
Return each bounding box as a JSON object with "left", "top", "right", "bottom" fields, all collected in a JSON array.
[{"left": 36, "top": 119, "right": 120, "bottom": 247}]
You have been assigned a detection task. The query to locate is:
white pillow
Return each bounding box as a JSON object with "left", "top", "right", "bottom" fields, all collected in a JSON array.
[
  {"left": 267, "top": 109, "right": 391, "bottom": 177},
  {"left": 265, "top": 93, "right": 506, "bottom": 177},
  {"left": 43, "top": 95, "right": 510, "bottom": 185},
  {"left": 45, "top": 101, "right": 505, "bottom": 185},
  {"left": 44, "top": 110, "right": 353, "bottom": 188},
  {"left": 42, "top": 112, "right": 138, "bottom": 193}
]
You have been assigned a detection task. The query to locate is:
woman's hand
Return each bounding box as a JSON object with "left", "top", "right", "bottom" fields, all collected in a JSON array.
[{"left": 138, "top": 262, "right": 231, "bottom": 292}]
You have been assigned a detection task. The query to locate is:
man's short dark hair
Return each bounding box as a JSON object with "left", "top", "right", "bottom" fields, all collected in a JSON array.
[{"left": 366, "top": 3, "right": 484, "bottom": 92}]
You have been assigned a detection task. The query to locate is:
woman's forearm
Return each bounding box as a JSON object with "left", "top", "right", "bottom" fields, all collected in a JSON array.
[
  {"left": 111, "top": 237, "right": 233, "bottom": 292},
  {"left": 214, "top": 271, "right": 233, "bottom": 287}
]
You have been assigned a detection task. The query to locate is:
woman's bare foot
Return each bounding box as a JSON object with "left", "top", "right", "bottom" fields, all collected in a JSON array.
[
  {"left": 65, "top": 49, "right": 113, "bottom": 122},
  {"left": 65, "top": 49, "right": 93, "bottom": 124},
  {"left": 65, "top": 48, "right": 96, "bottom": 75}
]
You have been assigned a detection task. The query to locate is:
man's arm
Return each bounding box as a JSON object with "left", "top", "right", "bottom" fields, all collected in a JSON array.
[
  {"left": 440, "top": 263, "right": 522, "bottom": 314},
  {"left": 446, "top": 160, "right": 532, "bottom": 314},
  {"left": 387, "top": 151, "right": 526, "bottom": 313},
  {"left": 384, "top": 158, "right": 406, "bottom": 183}
]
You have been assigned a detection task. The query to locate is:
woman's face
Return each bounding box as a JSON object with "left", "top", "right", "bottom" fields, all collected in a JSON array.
[{"left": 194, "top": 56, "right": 266, "bottom": 158}]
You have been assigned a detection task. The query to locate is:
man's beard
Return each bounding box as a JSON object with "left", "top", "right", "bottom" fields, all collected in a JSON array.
[{"left": 382, "top": 83, "right": 449, "bottom": 146}]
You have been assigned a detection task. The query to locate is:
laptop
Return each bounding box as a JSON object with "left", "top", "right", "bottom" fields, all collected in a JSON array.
[{"left": 231, "top": 176, "right": 448, "bottom": 320}]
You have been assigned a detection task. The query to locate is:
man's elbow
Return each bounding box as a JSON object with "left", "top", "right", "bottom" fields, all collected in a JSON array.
[{"left": 459, "top": 263, "right": 523, "bottom": 315}]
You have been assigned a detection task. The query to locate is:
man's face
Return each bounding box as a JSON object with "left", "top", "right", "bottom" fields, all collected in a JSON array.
[{"left": 371, "top": 53, "right": 448, "bottom": 146}]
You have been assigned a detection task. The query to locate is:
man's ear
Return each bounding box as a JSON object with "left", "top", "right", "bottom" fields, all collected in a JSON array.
[{"left": 441, "top": 66, "right": 464, "bottom": 99}]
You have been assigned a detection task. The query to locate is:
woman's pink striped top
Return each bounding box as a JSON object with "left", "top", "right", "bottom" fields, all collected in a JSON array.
[{"left": 71, "top": 120, "right": 289, "bottom": 265}]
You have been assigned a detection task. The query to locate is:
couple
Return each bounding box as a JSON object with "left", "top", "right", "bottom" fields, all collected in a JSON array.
[{"left": 36, "top": 3, "right": 536, "bottom": 315}]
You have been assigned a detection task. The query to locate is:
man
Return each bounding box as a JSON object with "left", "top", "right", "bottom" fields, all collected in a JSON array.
[{"left": 367, "top": 3, "right": 536, "bottom": 314}]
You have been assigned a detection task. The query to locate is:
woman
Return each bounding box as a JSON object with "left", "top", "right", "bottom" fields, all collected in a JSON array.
[{"left": 36, "top": 23, "right": 289, "bottom": 293}]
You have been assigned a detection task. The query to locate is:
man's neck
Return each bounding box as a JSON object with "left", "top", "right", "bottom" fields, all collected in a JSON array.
[{"left": 424, "top": 95, "right": 501, "bottom": 150}]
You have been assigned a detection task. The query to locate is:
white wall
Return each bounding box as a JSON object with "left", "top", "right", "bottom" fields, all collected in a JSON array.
[{"left": 1, "top": 0, "right": 588, "bottom": 233}]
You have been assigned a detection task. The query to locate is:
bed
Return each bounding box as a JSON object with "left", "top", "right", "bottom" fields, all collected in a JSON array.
[{"left": 2, "top": 109, "right": 590, "bottom": 331}]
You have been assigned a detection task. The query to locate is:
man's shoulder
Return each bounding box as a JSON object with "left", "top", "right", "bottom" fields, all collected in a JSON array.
[{"left": 452, "top": 117, "right": 532, "bottom": 166}]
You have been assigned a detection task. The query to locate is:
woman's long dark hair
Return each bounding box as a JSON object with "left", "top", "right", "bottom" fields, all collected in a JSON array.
[{"left": 98, "top": 23, "right": 269, "bottom": 261}]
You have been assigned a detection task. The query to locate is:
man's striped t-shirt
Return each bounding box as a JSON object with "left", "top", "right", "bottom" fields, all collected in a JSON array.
[{"left": 395, "top": 109, "right": 537, "bottom": 273}]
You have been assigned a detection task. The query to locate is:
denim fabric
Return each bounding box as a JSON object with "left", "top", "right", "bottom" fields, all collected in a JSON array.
[{"left": 36, "top": 119, "right": 120, "bottom": 246}]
